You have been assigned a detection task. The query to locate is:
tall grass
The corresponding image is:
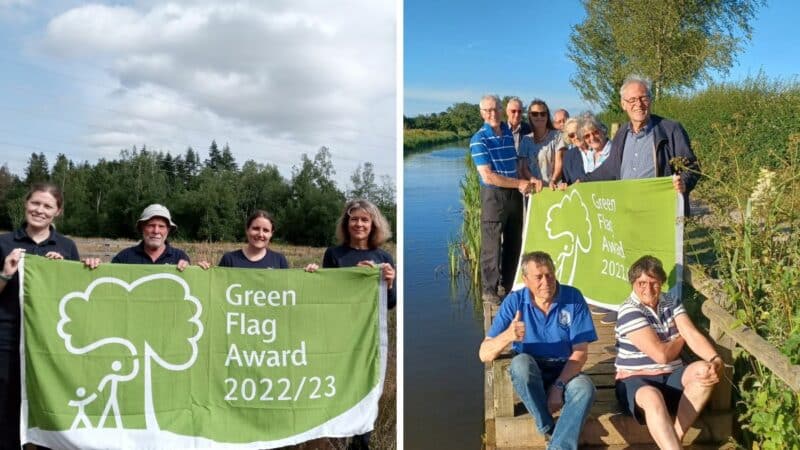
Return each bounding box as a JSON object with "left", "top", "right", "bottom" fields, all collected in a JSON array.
[
  {"left": 403, "top": 129, "right": 468, "bottom": 154},
  {"left": 660, "top": 77, "right": 800, "bottom": 448},
  {"left": 447, "top": 150, "right": 483, "bottom": 301}
]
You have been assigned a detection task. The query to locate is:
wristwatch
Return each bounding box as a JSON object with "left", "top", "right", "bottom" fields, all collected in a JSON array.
[{"left": 554, "top": 379, "right": 567, "bottom": 390}]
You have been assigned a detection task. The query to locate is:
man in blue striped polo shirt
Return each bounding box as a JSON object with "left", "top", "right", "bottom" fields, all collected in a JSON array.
[{"left": 471, "top": 94, "right": 532, "bottom": 303}]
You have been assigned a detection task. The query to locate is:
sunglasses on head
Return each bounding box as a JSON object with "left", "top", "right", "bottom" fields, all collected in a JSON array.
[{"left": 528, "top": 111, "right": 547, "bottom": 118}]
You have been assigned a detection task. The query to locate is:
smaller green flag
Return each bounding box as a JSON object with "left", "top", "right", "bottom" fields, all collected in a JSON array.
[{"left": 513, "top": 178, "right": 683, "bottom": 308}]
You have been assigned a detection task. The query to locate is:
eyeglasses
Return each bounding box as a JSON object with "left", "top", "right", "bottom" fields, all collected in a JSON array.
[
  {"left": 583, "top": 130, "right": 602, "bottom": 140},
  {"left": 623, "top": 96, "right": 651, "bottom": 105},
  {"left": 528, "top": 111, "right": 547, "bottom": 118},
  {"left": 567, "top": 132, "right": 577, "bottom": 139},
  {"left": 507, "top": 109, "right": 522, "bottom": 114},
  {"left": 480, "top": 108, "right": 499, "bottom": 114}
]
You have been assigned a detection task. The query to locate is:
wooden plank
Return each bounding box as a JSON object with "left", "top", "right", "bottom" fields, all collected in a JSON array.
[
  {"left": 495, "top": 410, "right": 732, "bottom": 447},
  {"left": 702, "top": 299, "right": 800, "bottom": 392},
  {"left": 691, "top": 266, "right": 800, "bottom": 393}
]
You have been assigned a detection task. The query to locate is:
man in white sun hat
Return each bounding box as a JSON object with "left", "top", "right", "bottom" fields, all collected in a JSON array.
[{"left": 110, "top": 204, "right": 191, "bottom": 270}]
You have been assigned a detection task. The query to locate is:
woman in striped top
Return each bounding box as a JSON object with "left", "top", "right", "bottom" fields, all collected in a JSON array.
[{"left": 614, "top": 256, "right": 723, "bottom": 450}]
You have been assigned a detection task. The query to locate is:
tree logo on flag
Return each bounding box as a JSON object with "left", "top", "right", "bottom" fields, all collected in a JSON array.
[{"left": 56, "top": 274, "right": 204, "bottom": 431}]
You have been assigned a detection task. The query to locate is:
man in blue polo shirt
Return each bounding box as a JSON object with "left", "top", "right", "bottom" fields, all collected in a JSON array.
[
  {"left": 480, "top": 251, "right": 597, "bottom": 450},
  {"left": 471, "top": 94, "right": 533, "bottom": 304},
  {"left": 111, "top": 204, "right": 191, "bottom": 269}
]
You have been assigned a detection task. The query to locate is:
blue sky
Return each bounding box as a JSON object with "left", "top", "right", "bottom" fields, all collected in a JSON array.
[
  {"left": 404, "top": 0, "right": 800, "bottom": 117},
  {"left": 0, "top": 1, "right": 396, "bottom": 187}
]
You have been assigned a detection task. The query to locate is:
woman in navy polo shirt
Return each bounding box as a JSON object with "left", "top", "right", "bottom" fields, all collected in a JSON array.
[
  {"left": 305, "top": 199, "right": 395, "bottom": 450},
  {"left": 0, "top": 182, "right": 80, "bottom": 448},
  {"left": 218, "top": 210, "right": 289, "bottom": 269}
]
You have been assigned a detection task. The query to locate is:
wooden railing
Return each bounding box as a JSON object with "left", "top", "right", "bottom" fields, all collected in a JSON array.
[{"left": 689, "top": 265, "right": 800, "bottom": 394}]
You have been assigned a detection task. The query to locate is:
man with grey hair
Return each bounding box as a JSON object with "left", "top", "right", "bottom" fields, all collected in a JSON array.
[
  {"left": 506, "top": 97, "right": 531, "bottom": 152},
  {"left": 471, "top": 94, "right": 531, "bottom": 303},
  {"left": 553, "top": 109, "right": 570, "bottom": 131},
  {"left": 583, "top": 75, "right": 699, "bottom": 216},
  {"left": 480, "top": 251, "right": 597, "bottom": 449},
  {"left": 111, "top": 204, "right": 191, "bottom": 269}
]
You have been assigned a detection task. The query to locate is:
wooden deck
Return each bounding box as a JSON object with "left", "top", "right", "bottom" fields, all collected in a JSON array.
[{"left": 482, "top": 301, "right": 733, "bottom": 449}]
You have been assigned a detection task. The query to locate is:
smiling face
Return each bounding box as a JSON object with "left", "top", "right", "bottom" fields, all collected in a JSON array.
[
  {"left": 583, "top": 127, "right": 607, "bottom": 151},
  {"left": 25, "top": 191, "right": 61, "bottom": 231},
  {"left": 246, "top": 216, "right": 274, "bottom": 250},
  {"left": 632, "top": 272, "right": 663, "bottom": 307},
  {"left": 141, "top": 217, "right": 170, "bottom": 251},
  {"left": 553, "top": 110, "right": 568, "bottom": 130},
  {"left": 621, "top": 81, "right": 651, "bottom": 127},
  {"left": 528, "top": 104, "right": 549, "bottom": 131},
  {"left": 506, "top": 100, "right": 523, "bottom": 128},
  {"left": 348, "top": 208, "right": 373, "bottom": 247},
  {"left": 480, "top": 98, "right": 502, "bottom": 129},
  {"left": 522, "top": 261, "right": 557, "bottom": 303}
]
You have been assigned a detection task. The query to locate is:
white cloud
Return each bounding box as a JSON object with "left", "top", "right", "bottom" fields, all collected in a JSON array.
[{"left": 33, "top": 0, "right": 396, "bottom": 185}]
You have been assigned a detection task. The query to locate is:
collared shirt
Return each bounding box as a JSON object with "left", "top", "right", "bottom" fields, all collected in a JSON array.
[
  {"left": 614, "top": 291, "right": 686, "bottom": 375},
  {"left": 111, "top": 241, "right": 190, "bottom": 265},
  {"left": 487, "top": 284, "right": 598, "bottom": 359},
  {"left": 0, "top": 225, "right": 80, "bottom": 348},
  {"left": 509, "top": 121, "right": 531, "bottom": 153},
  {"left": 582, "top": 140, "right": 611, "bottom": 174},
  {"left": 470, "top": 122, "right": 518, "bottom": 187},
  {"left": 620, "top": 121, "right": 656, "bottom": 179}
]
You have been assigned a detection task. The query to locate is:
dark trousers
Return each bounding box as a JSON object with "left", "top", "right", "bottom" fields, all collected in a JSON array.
[
  {"left": 0, "top": 349, "right": 21, "bottom": 450},
  {"left": 480, "top": 187, "right": 523, "bottom": 295}
]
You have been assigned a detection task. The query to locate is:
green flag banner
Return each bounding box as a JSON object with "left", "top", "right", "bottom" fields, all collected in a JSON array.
[
  {"left": 514, "top": 178, "right": 683, "bottom": 309},
  {"left": 19, "top": 255, "right": 387, "bottom": 449}
]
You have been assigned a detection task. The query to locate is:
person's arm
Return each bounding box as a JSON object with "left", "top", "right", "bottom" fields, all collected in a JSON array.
[
  {"left": 518, "top": 157, "right": 532, "bottom": 180},
  {"left": 476, "top": 165, "right": 529, "bottom": 191},
  {"left": 626, "top": 325, "right": 685, "bottom": 364},
  {"left": 280, "top": 254, "right": 289, "bottom": 269},
  {"left": 671, "top": 124, "right": 700, "bottom": 194},
  {"left": 548, "top": 342, "right": 590, "bottom": 413},
  {"left": 0, "top": 248, "right": 24, "bottom": 294},
  {"left": 674, "top": 313, "right": 718, "bottom": 363},
  {"left": 381, "top": 253, "right": 396, "bottom": 310},
  {"left": 550, "top": 146, "right": 567, "bottom": 187},
  {"left": 479, "top": 310, "right": 523, "bottom": 362},
  {"left": 674, "top": 312, "right": 723, "bottom": 382}
]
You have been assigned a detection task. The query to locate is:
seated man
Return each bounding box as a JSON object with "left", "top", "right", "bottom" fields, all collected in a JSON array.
[
  {"left": 615, "top": 255, "right": 722, "bottom": 450},
  {"left": 479, "top": 251, "right": 597, "bottom": 450}
]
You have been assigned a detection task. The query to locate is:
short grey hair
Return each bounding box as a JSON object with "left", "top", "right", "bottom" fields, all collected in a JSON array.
[
  {"left": 578, "top": 114, "right": 607, "bottom": 137},
  {"left": 628, "top": 255, "right": 667, "bottom": 285},
  {"left": 480, "top": 94, "right": 501, "bottom": 109},
  {"left": 620, "top": 75, "right": 653, "bottom": 99},
  {"left": 506, "top": 96, "right": 523, "bottom": 109},
  {"left": 521, "top": 251, "right": 556, "bottom": 276}
]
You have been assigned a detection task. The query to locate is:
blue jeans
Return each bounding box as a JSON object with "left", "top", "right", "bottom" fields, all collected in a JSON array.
[{"left": 509, "top": 353, "right": 595, "bottom": 450}]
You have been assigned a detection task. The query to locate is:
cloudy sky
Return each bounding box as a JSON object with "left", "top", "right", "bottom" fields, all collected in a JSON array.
[{"left": 0, "top": 0, "right": 397, "bottom": 187}]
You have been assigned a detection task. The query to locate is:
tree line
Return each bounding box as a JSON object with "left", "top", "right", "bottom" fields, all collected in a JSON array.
[{"left": 0, "top": 142, "right": 395, "bottom": 247}]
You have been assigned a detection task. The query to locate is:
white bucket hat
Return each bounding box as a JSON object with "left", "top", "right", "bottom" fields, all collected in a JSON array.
[{"left": 137, "top": 204, "right": 177, "bottom": 229}]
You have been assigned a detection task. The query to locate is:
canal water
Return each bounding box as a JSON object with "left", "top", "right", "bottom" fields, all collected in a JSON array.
[{"left": 404, "top": 144, "right": 486, "bottom": 449}]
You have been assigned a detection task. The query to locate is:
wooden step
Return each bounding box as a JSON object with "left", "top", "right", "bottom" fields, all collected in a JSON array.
[{"left": 494, "top": 409, "right": 733, "bottom": 447}]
